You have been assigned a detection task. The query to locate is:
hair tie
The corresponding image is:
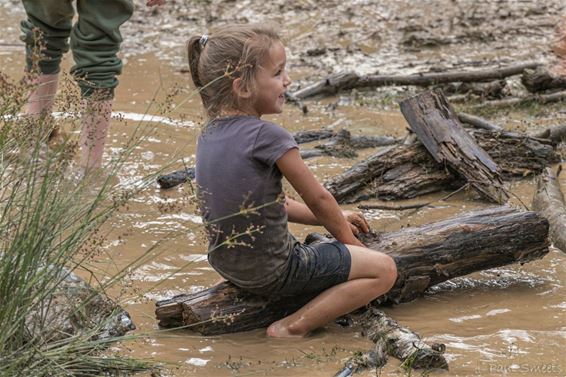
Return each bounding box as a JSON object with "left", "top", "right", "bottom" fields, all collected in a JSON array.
[{"left": 199, "top": 34, "right": 209, "bottom": 47}]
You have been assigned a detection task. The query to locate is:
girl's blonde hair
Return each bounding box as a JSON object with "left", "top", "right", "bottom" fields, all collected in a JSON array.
[{"left": 187, "top": 24, "right": 281, "bottom": 119}]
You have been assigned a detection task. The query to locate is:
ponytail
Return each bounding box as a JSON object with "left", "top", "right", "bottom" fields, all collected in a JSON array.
[{"left": 187, "top": 35, "right": 203, "bottom": 88}]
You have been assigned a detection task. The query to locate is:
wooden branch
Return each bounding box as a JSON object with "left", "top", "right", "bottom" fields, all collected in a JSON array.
[
  {"left": 325, "top": 129, "right": 558, "bottom": 203},
  {"left": 154, "top": 207, "right": 549, "bottom": 334},
  {"left": 532, "top": 166, "right": 566, "bottom": 253},
  {"left": 400, "top": 89, "right": 508, "bottom": 203},
  {"left": 362, "top": 308, "right": 448, "bottom": 370},
  {"left": 473, "top": 90, "right": 566, "bottom": 107},
  {"left": 458, "top": 112, "right": 503, "bottom": 132},
  {"left": 521, "top": 67, "right": 566, "bottom": 93},
  {"left": 291, "top": 62, "right": 540, "bottom": 100}
]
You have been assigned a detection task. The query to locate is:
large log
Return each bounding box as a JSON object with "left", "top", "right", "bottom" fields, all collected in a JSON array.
[
  {"left": 532, "top": 166, "right": 566, "bottom": 253},
  {"left": 325, "top": 129, "right": 558, "bottom": 203},
  {"left": 155, "top": 207, "right": 549, "bottom": 335},
  {"left": 521, "top": 67, "right": 566, "bottom": 93},
  {"left": 290, "top": 62, "right": 540, "bottom": 100},
  {"left": 400, "top": 89, "right": 508, "bottom": 204}
]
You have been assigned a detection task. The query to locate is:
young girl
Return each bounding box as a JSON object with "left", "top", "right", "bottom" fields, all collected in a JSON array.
[{"left": 188, "top": 25, "right": 397, "bottom": 338}]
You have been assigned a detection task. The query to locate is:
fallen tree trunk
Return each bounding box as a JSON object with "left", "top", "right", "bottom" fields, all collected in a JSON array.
[
  {"left": 155, "top": 206, "right": 549, "bottom": 335},
  {"left": 290, "top": 62, "right": 540, "bottom": 100},
  {"left": 532, "top": 166, "right": 566, "bottom": 253},
  {"left": 400, "top": 89, "right": 508, "bottom": 204},
  {"left": 521, "top": 67, "right": 566, "bottom": 93},
  {"left": 325, "top": 129, "right": 558, "bottom": 203}
]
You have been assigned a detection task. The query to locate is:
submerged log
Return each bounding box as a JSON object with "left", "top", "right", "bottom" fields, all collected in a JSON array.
[
  {"left": 532, "top": 166, "right": 566, "bottom": 253},
  {"left": 290, "top": 62, "right": 540, "bottom": 100},
  {"left": 444, "top": 80, "right": 506, "bottom": 99},
  {"left": 400, "top": 89, "right": 508, "bottom": 204},
  {"left": 362, "top": 308, "right": 448, "bottom": 370},
  {"left": 303, "top": 129, "right": 400, "bottom": 159},
  {"left": 155, "top": 206, "right": 549, "bottom": 335},
  {"left": 325, "top": 129, "right": 558, "bottom": 203},
  {"left": 157, "top": 167, "right": 195, "bottom": 189}
]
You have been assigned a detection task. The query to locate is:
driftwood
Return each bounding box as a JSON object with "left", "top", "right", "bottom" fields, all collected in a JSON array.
[
  {"left": 444, "top": 80, "right": 506, "bottom": 99},
  {"left": 458, "top": 112, "right": 503, "bottom": 132},
  {"left": 521, "top": 67, "right": 566, "bottom": 93},
  {"left": 399, "top": 90, "right": 508, "bottom": 204},
  {"left": 334, "top": 308, "right": 447, "bottom": 376},
  {"left": 325, "top": 129, "right": 558, "bottom": 203},
  {"left": 532, "top": 166, "right": 566, "bottom": 253},
  {"left": 362, "top": 308, "right": 448, "bottom": 370},
  {"left": 155, "top": 206, "right": 549, "bottom": 334},
  {"left": 290, "top": 62, "right": 540, "bottom": 100},
  {"left": 301, "top": 129, "right": 400, "bottom": 159},
  {"left": 474, "top": 90, "right": 566, "bottom": 107},
  {"left": 531, "top": 124, "right": 566, "bottom": 143}
]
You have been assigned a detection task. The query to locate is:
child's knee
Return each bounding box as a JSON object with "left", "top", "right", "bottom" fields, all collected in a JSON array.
[{"left": 383, "top": 255, "right": 398, "bottom": 288}]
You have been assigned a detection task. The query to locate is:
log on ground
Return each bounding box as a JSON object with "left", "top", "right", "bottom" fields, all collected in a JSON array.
[
  {"left": 290, "top": 62, "right": 540, "bottom": 100},
  {"left": 155, "top": 206, "right": 549, "bottom": 335},
  {"left": 532, "top": 166, "right": 566, "bottom": 253},
  {"left": 325, "top": 129, "right": 558, "bottom": 203},
  {"left": 400, "top": 89, "right": 508, "bottom": 204},
  {"left": 521, "top": 67, "right": 566, "bottom": 93}
]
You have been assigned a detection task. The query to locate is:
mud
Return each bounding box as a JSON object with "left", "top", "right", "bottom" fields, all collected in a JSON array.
[{"left": 0, "top": 1, "right": 565, "bottom": 376}]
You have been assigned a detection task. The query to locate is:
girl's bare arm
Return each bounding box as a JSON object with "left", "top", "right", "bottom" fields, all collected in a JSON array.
[{"left": 277, "top": 148, "right": 365, "bottom": 247}]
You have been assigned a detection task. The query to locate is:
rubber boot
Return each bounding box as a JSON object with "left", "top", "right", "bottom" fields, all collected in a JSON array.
[{"left": 79, "top": 98, "right": 112, "bottom": 173}]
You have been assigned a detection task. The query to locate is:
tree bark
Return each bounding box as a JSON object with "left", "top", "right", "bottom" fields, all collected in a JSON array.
[
  {"left": 532, "top": 166, "right": 566, "bottom": 253},
  {"left": 325, "top": 129, "right": 558, "bottom": 203},
  {"left": 290, "top": 62, "right": 540, "bottom": 100},
  {"left": 399, "top": 89, "right": 508, "bottom": 204},
  {"left": 154, "top": 206, "right": 549, "bottom": 335}
]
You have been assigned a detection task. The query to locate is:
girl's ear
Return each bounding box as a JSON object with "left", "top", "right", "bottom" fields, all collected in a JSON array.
[{"left": 232, "top": 78, "right": 252, "bottom": 99}]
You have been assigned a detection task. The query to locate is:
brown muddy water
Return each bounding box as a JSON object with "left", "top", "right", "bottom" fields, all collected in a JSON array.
[{"left": 1, "top": 1, "right": 566, "bottom": 376}]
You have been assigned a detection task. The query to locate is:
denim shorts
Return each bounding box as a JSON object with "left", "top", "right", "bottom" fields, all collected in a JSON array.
[{"left": 245, "top": 241, "right": 352, "bottom": 297}]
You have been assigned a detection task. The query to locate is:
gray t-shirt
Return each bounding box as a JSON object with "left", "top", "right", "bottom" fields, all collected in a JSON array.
[{"left": 195, "top": 115, "right": 299, "bottom": 288}]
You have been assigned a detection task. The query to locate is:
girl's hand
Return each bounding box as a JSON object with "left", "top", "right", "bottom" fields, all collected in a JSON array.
[{"left": 342, "top": 210, "right": 370, "bottom": 236}]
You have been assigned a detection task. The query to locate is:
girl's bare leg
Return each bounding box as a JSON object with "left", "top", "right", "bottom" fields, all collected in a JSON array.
[{"left": 266, "top": 245, "right": 397, "bottom": 337}]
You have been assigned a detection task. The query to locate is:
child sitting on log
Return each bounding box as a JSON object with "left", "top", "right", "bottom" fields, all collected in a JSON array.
[{"left": 188, "top": 25, "right": 397, "bottom": 338}]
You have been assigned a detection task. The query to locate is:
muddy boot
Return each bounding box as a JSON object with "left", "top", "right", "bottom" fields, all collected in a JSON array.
[
  {"left": 79, "top": 98, "right": 112, "bottom": 173},
  {"left": 26, "top": 73, "right": 60, "bottom": 139}
]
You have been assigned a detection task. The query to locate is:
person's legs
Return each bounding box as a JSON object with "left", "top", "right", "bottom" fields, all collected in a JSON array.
[
  {"left": 71, "top": 0, "right": 134, "bottom": 171},
  {"left": 79, "top": 96, "right": 112, "bottom": 172},
  {"left": 266, "top": 245, "right": 397, "bottom": 337},
  {"left": 20, "top": 0, "right": 73, "bottom": 123}
]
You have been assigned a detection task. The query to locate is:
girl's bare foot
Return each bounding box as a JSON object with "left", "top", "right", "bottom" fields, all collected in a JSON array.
[{"left": 266, "top": 320, "right": 306, "bottom": 338}]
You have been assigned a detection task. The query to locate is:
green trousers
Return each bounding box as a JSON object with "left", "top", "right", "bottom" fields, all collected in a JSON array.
[{"left": 20, "top": 0, "right": 134, "bottom": 98}]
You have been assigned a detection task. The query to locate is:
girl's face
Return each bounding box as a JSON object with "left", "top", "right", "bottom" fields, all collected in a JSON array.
[{"left": 249, "top": 41, "right": 291, "bottom": 117}]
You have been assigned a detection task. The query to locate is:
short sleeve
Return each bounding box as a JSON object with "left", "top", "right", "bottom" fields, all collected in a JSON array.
[{"left": 252, "top": 122, "right": 298, "bottom": 166}]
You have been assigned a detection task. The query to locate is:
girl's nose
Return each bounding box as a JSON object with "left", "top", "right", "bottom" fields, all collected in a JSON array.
[{"left": 283, "top": 72, "right": 291, "bottom": 87}]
